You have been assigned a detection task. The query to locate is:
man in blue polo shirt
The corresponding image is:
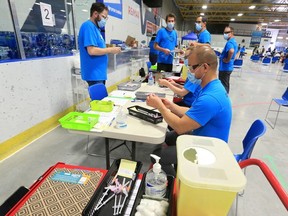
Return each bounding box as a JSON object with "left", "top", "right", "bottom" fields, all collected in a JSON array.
[
  {"left": 219, "top": 26, "right": 238, "bottom": 93},
  {"left": 154, "top": 13, "right": 178, "bottom": 72},
  {"left": 146, "top": 46, "right": 232, "bottom": 176},
  {"left": 78, "top": 2, "right": 121, "bottom": 87},
  {"left": 190, "top": 16, "right": 211, "bottom": 46}
]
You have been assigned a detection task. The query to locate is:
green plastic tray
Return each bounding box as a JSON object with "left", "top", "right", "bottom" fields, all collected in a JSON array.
[
  {"left": 59, "top": 112, "right": 99, "bottom": 131},
  {"left": 90, "top": 100, "right": 114, "bottom": 112}
]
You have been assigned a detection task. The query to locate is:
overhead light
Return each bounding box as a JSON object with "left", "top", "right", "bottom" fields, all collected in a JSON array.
[
  {"left": 66, "top": 3, "right": 72, "bottom": 5},
  {"left": 29, "top": 8, "right": 33, "bottom": 11},
  {"left": 82, "top": 9, "right": 88, "bottom": 12},
  {"left": 231, "top": 18, "right": 235, "bottom": 21},
  {"left": 200, "top": 13, "right": 205, "bottom": 16},
  {"left": 274, "top": 19, "right": 281, "bottom": 22},
  {"left": 249, "top": 5, "right": 255, "bottom": 9},
  {"left": 277, "top": 36, "right": 283, "bottom": 39},
  {"left": 60, "top": 10, "right": 65, "bottom": 12},
  {"left": 237, "top": 13, "right": 243, "bottom": 16},
  {"left": 261, "top": 23, "right": 268, "bottom": 26},
  {"left": 34, "top": 2, "right": 40, "bottom": 5},
  {"left": 202, "top": 5, "right": 207, "bottom": 9},
  {"left": 286, "top": 37, "right": 288, "bottom": 40}
]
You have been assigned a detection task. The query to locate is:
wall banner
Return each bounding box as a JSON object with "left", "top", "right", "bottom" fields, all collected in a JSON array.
[{"left": 104, "top": 0, "right": 123, "bottom": 19}]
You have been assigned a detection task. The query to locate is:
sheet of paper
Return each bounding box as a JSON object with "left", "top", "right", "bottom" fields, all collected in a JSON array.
[
  {"left": 51, "top": 171, "right": 88, "bottom": 184},
  {"left": 109, "top": 90, "right": 136, "bottom": 99},
  {"left": 117, "top": 159, "right": 137, "bottom": 179},
  {"left": 102, "top": 96, "right": 130, "bottom": 106}
]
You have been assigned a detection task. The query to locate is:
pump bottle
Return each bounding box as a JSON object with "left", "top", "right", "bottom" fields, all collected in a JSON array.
[
  {"left": 145, "top": 154, "right": 167, "bottom": 197},
  {"left": 148, "top": 72, "right": 154, "bottom": 86}
]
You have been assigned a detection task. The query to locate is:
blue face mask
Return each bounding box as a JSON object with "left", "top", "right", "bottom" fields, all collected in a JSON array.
[
  {"left": 223, "top": 33, "right": 229, "bottom": 40},
  {"left": 184, "top": 59, "right": 188, "bottom": 66},
  {"left": 195, "top": 23, "right": 202, "bottom": 31},
  {"left": 188, "top": 72, "right": 202, "bottom": 85},
  {"left": 167, "top": 22, "right": 174, "bottom": 30},
  {"left": 97, "top": 17, "right": 106, "bottom": 28}
]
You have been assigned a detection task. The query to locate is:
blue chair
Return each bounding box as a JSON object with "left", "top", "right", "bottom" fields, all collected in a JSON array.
[
  {"left": 234, "top": 119, "right": 266, "bottom": 215},
  {"left": 276, "top": 63, "right": 288, "bottom": 80},
  {"left": 233, "top": 59, "right": 243, "bottom": 77},
  {"left": 265, "top": 88, "right": 288, "bottom": 129},
  {"left": 88, "top": 83, "right": 108, "bottom": 101},
  {"left": 272, "top": 56, "right": 280, "bottom": 63},
  {"left": 262, "top": 57, "right": 271, "bottom": 66},
  {"left": 250, "top": 55, "right": 260, "bottom": 62},
  {"left": 146, "top": 61, "right": 152, "bottom": 70},
  {"left": 234, "top": 119, "right": 267, "bottom": 162}
]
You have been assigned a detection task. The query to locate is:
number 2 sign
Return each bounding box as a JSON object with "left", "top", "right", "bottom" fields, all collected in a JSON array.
[{"left": 40, "top": 2, "right": 54, "bottom": 27}]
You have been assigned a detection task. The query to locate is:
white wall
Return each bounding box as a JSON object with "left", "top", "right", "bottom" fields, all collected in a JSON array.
[{"left": 0, "top": 57, "right": 74, "bottom": 143}]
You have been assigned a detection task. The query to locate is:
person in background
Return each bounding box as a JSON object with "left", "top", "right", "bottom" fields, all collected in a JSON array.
[
  {"left": 252, "top": 45, "right": 258, "bottom": 55},
  {"left": 78, "top": 2, "right": 121, "bottom": 87},
  {"left": 157, "top": 78, "right": 201, "bottom": 107},
  {"left": 154, "top": 13, "right": 179, "bottom": 72},
  {"left": 149, "top": 33, "right": 158, "bottom": 65},
  {"left": 239, "top": 45, "right": 246, "bottom": 58},
  {"left": 190, "top": 16, "right": 211, "bottom": 46},
  {"left": 146, "top": 46, "right": 232, "bottom": 176},
  {"left": 218, "top": 26, "right": 238, "bottom": 93}
]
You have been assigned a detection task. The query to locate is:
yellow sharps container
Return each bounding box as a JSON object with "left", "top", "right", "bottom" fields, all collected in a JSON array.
[{"left": 176, "top": 135, "right": 246, "bottom": 216}]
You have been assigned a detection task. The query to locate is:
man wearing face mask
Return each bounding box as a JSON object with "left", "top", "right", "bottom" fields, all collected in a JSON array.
[
  {"left": 154, "top": 13, "right": 179, "bottom": 72},
  {"left": 78, "top": 2, "right": 121, "bottom": 87},
  {"left": 218, "top": 26, "right": 238, "bottom": 93},
  {"left": 146, "top": 46, "right": 232, "bottom": 176},
  {"left": 190, "top": 16, "right": 211, "bottom": 47}
]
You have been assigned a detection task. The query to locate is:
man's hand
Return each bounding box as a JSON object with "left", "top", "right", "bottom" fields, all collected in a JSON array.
[
  {"left": 109, "top": 47, "right": 121, "bottom": 54},
  {"left": 158, "top": 79, "right": 170, "bottom": 87},
  {"left": 163, "top": 48, "right": 171, "bottom": 55},
  {"left": 146, "top": 94, "right": 165, "bottom": 110}
]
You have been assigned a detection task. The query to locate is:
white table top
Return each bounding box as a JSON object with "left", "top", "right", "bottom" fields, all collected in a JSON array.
[{"left": 69, "top": 83, "right": 173, "bottom": 145}]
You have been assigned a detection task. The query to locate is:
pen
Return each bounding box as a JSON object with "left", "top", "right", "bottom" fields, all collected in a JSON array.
[{"left": 109, "top": 117, "right": 115, "bottom": 127}]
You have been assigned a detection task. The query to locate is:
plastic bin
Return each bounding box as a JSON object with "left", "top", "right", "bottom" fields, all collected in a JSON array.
[
  {"left": 127, "top": 105, "right": 163, "bottom": 124},
  {"left": 59, "top": 112, "right": 99, "bottom": 131},
  {"left": 117, "top": 81, "right": 141, "bottom": 91},
  {"left": 90, "top": 100, "right": 113, "bottom": 112},
  {"left": 176, "top": 135, "right": 246, "bottom": 216}
]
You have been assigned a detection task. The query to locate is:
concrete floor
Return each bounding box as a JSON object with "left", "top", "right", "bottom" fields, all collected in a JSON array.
[{"left": 1, "top": 57, "right": 287, "bottom": 215}]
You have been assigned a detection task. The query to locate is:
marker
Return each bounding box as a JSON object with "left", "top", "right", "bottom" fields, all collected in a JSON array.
[{"left": 109, "top": 117, "right": 115, "bottom": 127}]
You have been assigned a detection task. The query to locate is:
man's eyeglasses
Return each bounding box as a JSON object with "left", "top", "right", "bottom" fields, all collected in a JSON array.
[
  {"left": 100, "top": 14, "right": 108, "bottom": 20},
  {"left": 224, "top": 31, "right": 231, "bottom": 34},
  {"left": 195, "top": 21, "right": 202, "bottom": 24},
  {"left": 188, "top": 64, "right": 203, "bottom": 71}
]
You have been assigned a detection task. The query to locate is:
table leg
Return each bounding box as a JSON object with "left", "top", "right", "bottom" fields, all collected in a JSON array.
[
  {"left": 132, "top": 141, "right": 136, "bottom": 160},
  {"left": 105, "top": 138, "right": 110, "bottom": 169}
]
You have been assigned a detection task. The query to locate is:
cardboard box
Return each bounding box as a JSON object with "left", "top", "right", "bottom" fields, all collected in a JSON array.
[{"left": 125, "top": 35, "right": 135, "bottom": 46}]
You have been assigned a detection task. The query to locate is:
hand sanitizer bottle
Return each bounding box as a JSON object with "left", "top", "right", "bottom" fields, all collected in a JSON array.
[
  {"left": 148, "top": 72, "right": 154, "bottom": 86},
  {"left": 145, "top": 154, "right": 167, "bottom": 197}
]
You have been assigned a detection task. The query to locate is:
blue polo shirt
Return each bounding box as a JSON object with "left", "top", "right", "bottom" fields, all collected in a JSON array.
[
  {"left": 219, "top": 37, "right": 238, "bottom": 72},
  {"left": 186, "top": 79, "right": 232, "bottom": 142},
  {"left": 78, "top": 20, "right": 108, "bottom": 81},
  {"left": 198, "top": 29, "right": 211, "bottom": 44},
  {"left": 183, "top": 80, "right": 202, "bottom": 106},
  {"left": 155, "top": 28, "right": 177, "bottom": 64}
]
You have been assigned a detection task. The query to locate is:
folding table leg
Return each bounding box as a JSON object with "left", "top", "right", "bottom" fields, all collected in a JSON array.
[
  {"left": 105, "top": 138, "right": 110, "bottom": 169},
  {"left": 131, "top": 142, "right": 136, "bottom": 160}
]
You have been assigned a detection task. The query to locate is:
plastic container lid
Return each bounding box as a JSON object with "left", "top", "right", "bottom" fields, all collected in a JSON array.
[{"left": 176, "top": 135, "right": 246, "bottom": 192}]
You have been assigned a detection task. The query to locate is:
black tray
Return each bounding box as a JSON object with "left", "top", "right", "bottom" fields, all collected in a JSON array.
[
  {"left": 127, "top": 105, "right": 163, "bottom": 124},
  {"left": 130, "top": 172, "right": 175, "bottom": 216},
  {"left": 82, "top": 159, "right": 142, "bottom": 216}
]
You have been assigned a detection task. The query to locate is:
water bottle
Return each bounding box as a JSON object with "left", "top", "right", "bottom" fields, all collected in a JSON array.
[
  {"left": 148, "top": 72, "right": 154, "bottom": 86},
  {"left": 116, "top": 107, "right": 127, "bottom": 129},
  {"left": 145, "top": 154, "right": 167, "bottom": 197}
]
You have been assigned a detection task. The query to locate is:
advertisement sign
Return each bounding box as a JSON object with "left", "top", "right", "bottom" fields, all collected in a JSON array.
[
  {"left": 250, "top": 31, "right": 262, "bottom": 47},
  {"left": 104, "top": 0, "right": 123, "bottom": 19},
  {"left": 127, "top": 0, "right": 140, "bottom": 24}
]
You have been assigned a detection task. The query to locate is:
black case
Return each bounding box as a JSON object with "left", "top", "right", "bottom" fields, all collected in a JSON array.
[
  {"left": 127, "top": 105, "right": 163, "bottom": 124},
  {"left": 82, "top": 159, "right": 142, "bottom": 216}
]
